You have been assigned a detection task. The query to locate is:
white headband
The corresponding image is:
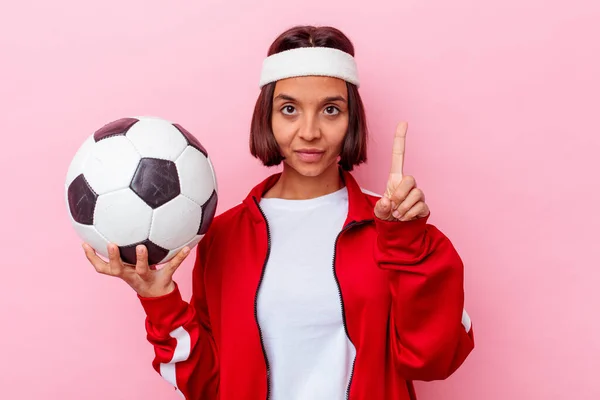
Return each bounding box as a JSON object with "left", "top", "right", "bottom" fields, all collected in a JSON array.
[{"left": 258, "top": 47, "right": 360, "bottom": 88}]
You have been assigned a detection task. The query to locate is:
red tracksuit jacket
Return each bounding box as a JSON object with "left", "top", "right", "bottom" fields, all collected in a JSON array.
[{"left": 138, "top": 169, "right": 475, "bottom": 399}]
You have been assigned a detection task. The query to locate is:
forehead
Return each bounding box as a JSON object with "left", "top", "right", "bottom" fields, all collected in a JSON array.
[{"left": 273, "top": 76, "right": 348, "bottom": 100}]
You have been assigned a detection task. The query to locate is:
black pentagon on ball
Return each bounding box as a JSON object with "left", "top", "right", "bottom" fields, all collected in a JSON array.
[
  {"left": 173, "top": 123, "right": 208, "bottom": 157},
  {"left": 119, "top": 240, "right": 169, "bottom": 266},
  {"left": 198, "top": 190, "right": 218, "bottom": 235},
  {"left": 130, "top": 158, "right": 180, "bottom": 209},
  {"left": 67, "top": 174, "right": 98, "bottom": 225},
  {"left": 94, "top": 117, "right": 139, "bottom": 142}
]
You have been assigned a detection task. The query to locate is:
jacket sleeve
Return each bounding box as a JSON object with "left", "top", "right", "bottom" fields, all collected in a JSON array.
[
  {"left": 138, "top": 238, "right": 219, "bottom": 399},
  {"left": 374, "top": 213, "right": 474, "bottom": 381}
]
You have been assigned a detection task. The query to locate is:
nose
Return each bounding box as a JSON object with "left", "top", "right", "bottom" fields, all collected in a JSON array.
[{"left": 298, "top": 113, "right": 321, "bottom": 141}]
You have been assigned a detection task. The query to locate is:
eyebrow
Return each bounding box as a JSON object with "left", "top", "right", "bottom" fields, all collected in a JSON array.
[{"left": 273, "top": 94, "right": 347, "bottom": 103}]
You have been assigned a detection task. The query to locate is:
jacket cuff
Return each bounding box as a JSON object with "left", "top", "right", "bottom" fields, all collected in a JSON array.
[
  {"left": 374, "top": 212, "right": 431, "bottom": 266},
  {"left": 138, "top": 282, "right": 187, "bottom": 326}
]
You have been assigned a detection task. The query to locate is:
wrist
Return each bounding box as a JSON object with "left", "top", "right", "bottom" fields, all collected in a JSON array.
[{"left": 136, "top": 280, "right": 176, "bottom": 299}]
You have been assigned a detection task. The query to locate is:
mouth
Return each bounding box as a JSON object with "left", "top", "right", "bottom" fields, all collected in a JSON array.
[{"left": 294, "top": 149, "right": 325, "bottom": 163}]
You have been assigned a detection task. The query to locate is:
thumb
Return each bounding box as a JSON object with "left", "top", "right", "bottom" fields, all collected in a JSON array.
[
  {"left": 374, "top": 196, "right": 393, "bottom": 220},
  {"left": 164, "top": 246, "right": 191, "bottom": 277}
]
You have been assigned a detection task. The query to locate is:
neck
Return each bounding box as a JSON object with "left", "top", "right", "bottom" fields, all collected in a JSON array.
[{"left": 265, "top": 163, "right": 344, "bottom": 200}]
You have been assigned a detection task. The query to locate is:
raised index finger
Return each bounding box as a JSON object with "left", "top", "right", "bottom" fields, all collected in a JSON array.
[{"left": 390, "top": 122, "right": 408, "bottom": 177}]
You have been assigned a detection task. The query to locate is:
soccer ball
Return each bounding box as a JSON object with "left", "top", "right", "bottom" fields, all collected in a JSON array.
[{"left": 65, "top": 116, "right": 218, "bottom": 266}]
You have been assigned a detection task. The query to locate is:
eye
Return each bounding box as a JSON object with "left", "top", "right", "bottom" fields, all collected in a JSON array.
[
  {"left": 324, "top": 106, "right": 340, "bottom": 115},
  {"left": 281, "top": 105, "right": 296, "bottom": 115}
]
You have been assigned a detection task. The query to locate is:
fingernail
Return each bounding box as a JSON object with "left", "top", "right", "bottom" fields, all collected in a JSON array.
[
  {"left": 183, "top": 247, "right": 190, "bottom": 255},
  {"left": 136, "top": 246, "right": 143, "bottom": 255},
  {"left": 393, "top": 210, "right": 401, "bottom": 219}
]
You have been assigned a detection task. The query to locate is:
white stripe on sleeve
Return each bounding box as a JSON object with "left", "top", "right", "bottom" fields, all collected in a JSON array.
[
  {"left": 159, "top": 326, "right": 191, "bottom": 399},
  {"left": 462, "top": 309, "right": 472, "bottom": 332}
]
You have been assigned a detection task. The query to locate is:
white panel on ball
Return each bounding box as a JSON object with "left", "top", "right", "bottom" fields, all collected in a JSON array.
[
  {"left": 94, "top": 189, "right": 153, "bottom": 245},
  {"left": 65, "top": 135, "right": 95, "bottom": 187},
  {"left": 176, "top": 146, "right": 217, "bottom": 206},
  {"left": 207, "top": 155, "right": 218, "bottom": 193},
  {"left": 149, "top": 195, "right": 202, "bottom": 250},
  {"left": 83, "top": 136, "right": 141, "bottom": 195},
  {"left": 70, "top": 220, "right": 110, "bottom": 260},
  {"left": 159, "top": 234, "right": 203, "bottom": 264},
  {"left": 126, "top": 117, "right": 188, "bottom": 161}
]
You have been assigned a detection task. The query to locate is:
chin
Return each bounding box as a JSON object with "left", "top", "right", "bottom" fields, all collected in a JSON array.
[
  {"left": 285, "top": 159, "right": 337, "bottom": 178},
  {"left": 296, "top": 167, "right": 324, "bottom": 177}
]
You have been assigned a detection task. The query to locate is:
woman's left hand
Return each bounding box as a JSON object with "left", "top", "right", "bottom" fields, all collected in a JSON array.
[{"left": 374, "top": 122, "right": 430, "bottom": 222}]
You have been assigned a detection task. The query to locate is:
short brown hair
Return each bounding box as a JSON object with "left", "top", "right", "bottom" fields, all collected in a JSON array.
[{"left": 249, "top": 25, "right": 368, "bottom": 171}]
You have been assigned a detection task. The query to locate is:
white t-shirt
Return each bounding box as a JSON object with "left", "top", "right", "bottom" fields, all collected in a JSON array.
[{"left": 257, "top": 186, "right": 357, "bottom": 400}]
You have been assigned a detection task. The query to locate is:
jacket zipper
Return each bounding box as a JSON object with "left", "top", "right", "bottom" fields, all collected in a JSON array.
[
  {"left": 253, "top": 197, "right": 272, "bottom": 400},
  {"left": 333, "top": 219, "right": 371, "bottom": 400}
]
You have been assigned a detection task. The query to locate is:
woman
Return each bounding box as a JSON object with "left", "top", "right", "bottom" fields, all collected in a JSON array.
[{"left": 83, "top": 25, "right": 474, "bottom": 400}]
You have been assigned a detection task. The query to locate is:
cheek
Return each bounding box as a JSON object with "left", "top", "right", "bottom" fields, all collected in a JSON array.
[
  {"left": 330, "top": 117, "right": 349, "bottom": 149},
  {"left": 271, "top": 115, "right": 293, "bottom": 148}
]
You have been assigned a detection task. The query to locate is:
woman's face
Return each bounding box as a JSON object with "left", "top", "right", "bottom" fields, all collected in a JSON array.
[{"left": 271, "top": 76, "right": 349, "bottom": 178}]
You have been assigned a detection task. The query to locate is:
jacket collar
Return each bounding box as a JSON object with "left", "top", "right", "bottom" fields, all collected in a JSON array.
[{"left": 242, "top": 168, "right": 375, "bottom": 226}]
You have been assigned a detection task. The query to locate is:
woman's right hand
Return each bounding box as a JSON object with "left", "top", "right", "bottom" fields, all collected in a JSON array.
[{"left": 82, "top": 242, "right": 191, "bottom": 298}]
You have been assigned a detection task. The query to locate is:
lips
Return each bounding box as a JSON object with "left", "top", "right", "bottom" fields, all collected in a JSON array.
[{"left": 294, "top": 149, "right": 325, "bottom": 163}]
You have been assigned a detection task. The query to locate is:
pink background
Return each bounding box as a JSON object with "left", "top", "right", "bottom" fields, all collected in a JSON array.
[{"left": 1, "top": 0, "right": 598, "bottom": 399}]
